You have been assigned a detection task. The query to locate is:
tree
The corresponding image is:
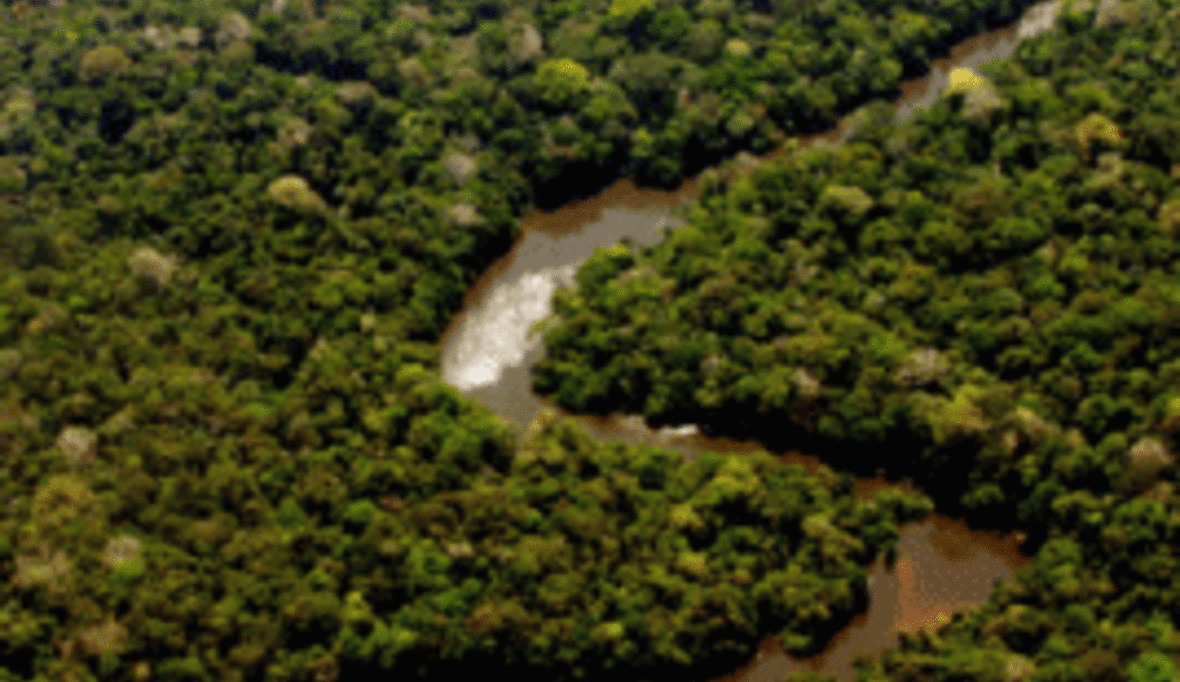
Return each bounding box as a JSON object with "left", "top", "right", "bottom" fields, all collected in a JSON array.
[
  {"left": 267, "top": 174, "right": 329, "bottom": 216},
  {"left": 78, "top": 45, "right": 131, "bottom": 84},
  {"left": 532, "top": 57, "right": 591, "bottom": 111}
]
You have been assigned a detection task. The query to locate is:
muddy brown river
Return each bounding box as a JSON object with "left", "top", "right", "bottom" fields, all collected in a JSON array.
[{"left": 441, "top": 2, "right": 1062, "bottom": 680}]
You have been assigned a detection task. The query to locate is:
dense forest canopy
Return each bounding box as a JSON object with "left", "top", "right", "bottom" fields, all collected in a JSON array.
[
  {"left": 535, "top": 0, "right": 1180, "bottom": 531},
  {"left": 0, "top": 0, "right": 1071, "bottom": 680},
  {"left": 534, "top": 0, "right": 1180, "bottom": 681},
  {"left": 3, "top": 0, "right": 1179, "bottom": 681}
]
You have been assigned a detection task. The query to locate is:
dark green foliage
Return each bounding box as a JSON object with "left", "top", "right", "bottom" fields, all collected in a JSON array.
[
  {"left": 0, "top": 350, "right": 929, "bottom": 681},
  {"left": 0, "top": 0, "right": 1039, "bottom": 679},
  {"left": 535, "top": 3, "right": 1180, "bottom": 682},
  {"left": 536, "top": 1, "right": 1180, "bottom": 532},
  {"left": 5, "top": 0, "right": 1178, "bottom": 681},
  {"left": 340, "top": 413, "right": 930, "bottom": 681}
]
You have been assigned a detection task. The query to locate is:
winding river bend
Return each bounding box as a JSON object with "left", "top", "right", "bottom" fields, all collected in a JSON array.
[{"left": 441, "top": 2, "right": 1061, "bottom": 680}]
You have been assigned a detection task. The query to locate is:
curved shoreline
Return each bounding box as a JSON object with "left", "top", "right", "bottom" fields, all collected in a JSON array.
[{"left": 440, "top": 3, "right": 1060, "bottom": 680}]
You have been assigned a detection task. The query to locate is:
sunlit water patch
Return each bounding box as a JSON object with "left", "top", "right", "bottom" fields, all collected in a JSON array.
[
  {"left": 442, "top": 207, "right": 683, "bottom": 392},
  {"left": 443, "top": 264, "right": 577, "bottom": 390}
]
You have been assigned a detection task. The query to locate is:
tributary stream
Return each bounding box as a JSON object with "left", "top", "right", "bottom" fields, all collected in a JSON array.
[{"left": 441, "top": 2, "right": 1063, "bottom": 679}]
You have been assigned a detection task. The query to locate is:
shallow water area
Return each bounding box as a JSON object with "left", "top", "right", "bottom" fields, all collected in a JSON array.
[{"left": 440, "top": 2, "right": 1060, "bottom": 679}]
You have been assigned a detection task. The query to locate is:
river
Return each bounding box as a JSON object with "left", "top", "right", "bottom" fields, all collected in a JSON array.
[{"left": 440, "top": 2, "right": 1061, "bottom": 679}]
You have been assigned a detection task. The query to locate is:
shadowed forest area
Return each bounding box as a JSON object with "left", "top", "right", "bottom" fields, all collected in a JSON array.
[{"left": 0, "top": 0, "right": 1177, "bottom": 681}]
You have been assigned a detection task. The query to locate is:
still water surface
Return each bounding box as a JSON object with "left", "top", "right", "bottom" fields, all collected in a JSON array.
[{"left": 441, "top": 3, "right": 1062, "bottom": 679}]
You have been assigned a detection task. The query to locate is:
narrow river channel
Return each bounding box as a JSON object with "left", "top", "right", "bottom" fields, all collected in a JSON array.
[{"left": 440, "top": 2, "right": 1062, "bottom": 679}]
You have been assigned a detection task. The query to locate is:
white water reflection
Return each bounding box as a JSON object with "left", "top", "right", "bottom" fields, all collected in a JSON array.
[
  {"left": 442, "top": 209, "right": 681, "bottom": 391},
  {"left": 444, "top": 264, "right": 577, "bottom": 390}
]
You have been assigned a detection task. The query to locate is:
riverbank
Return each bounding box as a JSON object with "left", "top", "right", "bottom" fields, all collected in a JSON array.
[{"left": 439, "top": 3, "right": 1063, "bottom": 680}]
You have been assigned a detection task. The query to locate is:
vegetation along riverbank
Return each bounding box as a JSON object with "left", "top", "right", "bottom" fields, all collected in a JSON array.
[
  {"left": 534, "top": 0, "right": 1180, "bottom": 680},
  {"left": 0, "top": 0, "right": 1175, "bottom": 681}
]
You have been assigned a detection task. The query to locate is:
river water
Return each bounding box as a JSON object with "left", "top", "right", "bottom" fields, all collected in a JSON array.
[{"left": 440, "top": 2, "right": 1061, "bottom": 679}]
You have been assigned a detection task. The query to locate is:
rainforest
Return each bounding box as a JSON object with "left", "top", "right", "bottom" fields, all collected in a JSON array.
[{"left": 0, "top": 1, "right": 1177, "bottom": 682}]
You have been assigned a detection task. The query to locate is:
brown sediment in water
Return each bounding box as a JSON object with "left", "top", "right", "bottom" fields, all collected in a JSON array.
[
  {"left": 440, "top": 3, "right": 1058, "bottom": 679},
  {"left": 714, "top": 516, "right": 1028, "bottom": 682}
]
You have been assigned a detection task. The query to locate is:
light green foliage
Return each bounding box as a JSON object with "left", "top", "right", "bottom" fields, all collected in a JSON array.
[
  {"left": 946, "top": 67, "right": 991, "bottom": 96},
  {"left": 534, "top": 57, "right": 592, "bottom": 109},
  {"left": 608, "top": 0, "right": 656, "bottom": 22},
  {"left": 669, "top": 502, "right": 705, "bottom": 530},
  {"left": 917, "top": 387, "right": 988, "bottom": 445},
  {"left": 675, "top": 551, "right": 709, "bottom": 577},
  {"left": 1128, "top": 652, "right": 1179, "bottom": 682},
  {"left": 1075, "top": 111, "right": 1124, "bottom": 158},
  {"left": 78, "top": 44, "right": 130, "bottom": 83},
  {"left": 818, "top": 184, "right": 874, "bottom": 219},
  {"left": 946, "top": 68, "right": 1009, "bottom": 123},
  {"left": 726, "top": 108, "right": 757, "bottom": 138},
  {"left": 725, "top": 39, "right": 752, "bottom": 58},
  {"left": 267, "top": 174, "right": 329, "bottom": 215}
]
